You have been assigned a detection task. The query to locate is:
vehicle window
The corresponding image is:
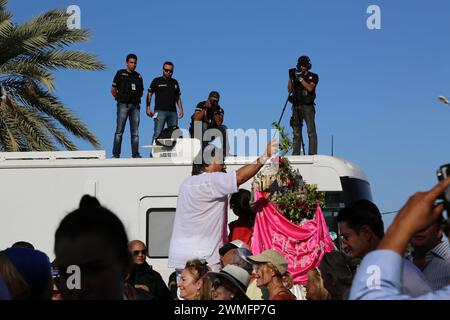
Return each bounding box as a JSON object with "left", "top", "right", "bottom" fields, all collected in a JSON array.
[{"left": 147, "top": 208, "right": 176, "bottom": 258}]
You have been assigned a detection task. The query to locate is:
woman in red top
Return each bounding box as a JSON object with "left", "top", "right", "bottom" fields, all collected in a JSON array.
[{"left": 228, "top": 189, "right": 255, "bottom": 248}]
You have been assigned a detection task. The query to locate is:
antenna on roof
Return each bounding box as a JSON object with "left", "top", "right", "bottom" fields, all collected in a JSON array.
[{"left": 331, "top": 135, "right": 334, "bottom": 157}]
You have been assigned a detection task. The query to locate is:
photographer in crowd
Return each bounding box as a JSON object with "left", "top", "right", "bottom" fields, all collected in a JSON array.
[
  {"left": 288, "top": 55, "right": 319, "bottom": 155},
  {"left": 410, "top": 214, "right": 450, "bottom": 290},
  {"left": 350, "top": 177, "right": 450, "bottom": 300}
]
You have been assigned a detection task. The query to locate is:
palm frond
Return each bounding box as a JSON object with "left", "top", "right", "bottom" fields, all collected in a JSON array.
[
  {"left": 14, "top": 104, "right": 77, "bottom": 150},
  {"left": 0, "top": 103, "right": 21, "bottom": 151},
  {"left": 15, "top": 50, "right": 106, "bottom": 71},
  {"left": 32, "top": 9, "right": 91, "bottom": 48},
  {"left": 0, "top": 61, "right": 55, "bottom": 91},
  {"left": 0, "top": 0, "right": 9, "bottom": 11},
  {"left": 10, "top": 102, "right": 59, "bottom": 151},
  {"left": 0, "top": 2, "right": 103, "bottom": 151},
  {"left": 41, "top": 119, "right": 78, "bottom": 150},
  {"left": 0, "top": 5, "right": 12, "bottom": 38},
  {"left": 34, "top": 94, "right": 101, "bottom": 148},
  {"left": 8, "top": 83, "right": 100, "bottom": 148},
  {"left": 14, "top": 9, "right": 91, "bottom": 52},
  {"left": 0, "top": 9, "right": 100, "bottom": 67}
]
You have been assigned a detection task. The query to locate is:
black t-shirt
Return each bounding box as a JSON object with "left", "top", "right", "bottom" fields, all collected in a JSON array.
[
  {"left": 112, "top": 69, "right": 144, "bottom": 104},
  {"left": 148, "top": 76, "right": 181, "bottom": 112},
  {"left": 193, "top": 101, "right": 220, "bottom": 124},
  {"left": 293, "top": 71, "right": 319, "bottom": 105},
  {"left": 189, "top": 101, "right": 221, "bottom": 136}
]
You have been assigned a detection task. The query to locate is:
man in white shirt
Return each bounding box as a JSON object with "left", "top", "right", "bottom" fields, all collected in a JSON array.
[{"left": 168, "top": 140, "right": 278, "bottom": 273}]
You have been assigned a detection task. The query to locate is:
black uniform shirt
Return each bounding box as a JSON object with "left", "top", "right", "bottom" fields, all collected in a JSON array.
[
  {"left": 293, "top": 71, "right": 319, "bottom": 105},
  {"left": 189, "top": 101, "right": 221, "bottom": 136},
  {"left": 112, "top": 69, "right": 144, "bottom": 104},
  {"left": 148, "top": 76, "right": 181, "bottom": 112},
  {"left": 193, "top": 101, "right": 221, "bottom": 125}
]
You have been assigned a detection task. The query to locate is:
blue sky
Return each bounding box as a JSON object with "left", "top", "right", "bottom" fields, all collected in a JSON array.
[{"left": 6, "top": 0, "right": 450, "bottom": 227}]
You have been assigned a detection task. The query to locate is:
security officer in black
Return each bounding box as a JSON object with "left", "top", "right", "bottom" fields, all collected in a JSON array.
[
  {"left": 288, "top": 55, "right": 319, "bottom": 155},
  {"left": 111, "top": 53, "right": 144, "bottom": 158}
]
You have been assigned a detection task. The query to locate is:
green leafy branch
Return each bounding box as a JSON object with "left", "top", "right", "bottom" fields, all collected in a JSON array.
[{"left": 272, "top": 122, "right": 292, "bottom": 156}]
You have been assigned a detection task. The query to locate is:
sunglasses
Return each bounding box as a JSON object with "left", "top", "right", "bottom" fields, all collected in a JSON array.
[
  {"left": 132, "top": 250, "right": 146, "bottom": 256},
  {"left": 164, "top": 69, "right": 173, "bottom": 73}
]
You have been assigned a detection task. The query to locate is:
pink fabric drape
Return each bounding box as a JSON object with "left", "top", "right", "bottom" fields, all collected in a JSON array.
[{"left": 251, "top": 191, "right": 335, "bottom": 284}]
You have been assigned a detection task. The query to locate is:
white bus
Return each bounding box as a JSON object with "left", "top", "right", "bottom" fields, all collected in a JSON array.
[{"left": 0, "top": 148, "right": 372, "bottom": 281}]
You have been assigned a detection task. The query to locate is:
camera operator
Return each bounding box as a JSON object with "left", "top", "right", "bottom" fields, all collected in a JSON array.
[
  {"left": 288, "top": 55, "right": 319, "bottom": 155},
  {"left": 189, "top": 91, "right": 221, "bottom": 138}
]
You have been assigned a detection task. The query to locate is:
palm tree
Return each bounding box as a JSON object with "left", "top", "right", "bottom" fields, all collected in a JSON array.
[{"left": 0, "top": 0, "right": 105, "bottom": 151}]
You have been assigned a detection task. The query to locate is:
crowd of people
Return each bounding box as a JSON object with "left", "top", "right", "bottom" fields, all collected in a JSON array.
[
  {"left": 2, "top": 73, "right": 450, "bottom": 299},
  {"left": 1, "top": 139, "right": 449, "bottom": 300}
]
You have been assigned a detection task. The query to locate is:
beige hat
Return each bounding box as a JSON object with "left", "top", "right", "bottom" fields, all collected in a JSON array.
[{"left": 247, "top": 249, "right": 288, "bottom": 275}]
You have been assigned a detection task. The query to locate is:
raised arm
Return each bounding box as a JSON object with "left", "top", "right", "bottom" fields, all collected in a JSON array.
[
  {"left": 350, "top": 177, "right": 450, "bottom": 300},
  {"left": 378, "top": 177, "right": 450, "bottom": 254}
]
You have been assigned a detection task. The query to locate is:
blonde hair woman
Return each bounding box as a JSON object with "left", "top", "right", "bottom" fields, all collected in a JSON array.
[
  {"left": 247, "top": 249, "right": 296, "bottom": 300},
  {"left": 178, "top": 259, "right": 212, "bottom": 300}
]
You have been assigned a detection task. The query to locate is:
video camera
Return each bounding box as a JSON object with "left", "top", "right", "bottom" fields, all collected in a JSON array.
[{"left": 437, "top": 164, "right": 450, "bottom": 211}]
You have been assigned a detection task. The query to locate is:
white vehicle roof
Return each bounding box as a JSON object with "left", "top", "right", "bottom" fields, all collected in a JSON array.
[{"left": 0, "top": 150, "right": 370, "bottom": 282}]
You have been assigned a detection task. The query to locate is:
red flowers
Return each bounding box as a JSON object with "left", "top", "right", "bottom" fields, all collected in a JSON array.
[
  {"left": 258, "top": 156, "right": 325, "bottom": 224},
  {"left": 286, "top": 178, "right": 294, "bottom": 188},
  {"left": 295, "top": 200, "right": 305, "bottom": 208}
]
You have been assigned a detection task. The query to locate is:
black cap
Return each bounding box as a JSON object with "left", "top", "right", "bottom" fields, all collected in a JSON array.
[{"left": 297, "top": 55, "right": 312, "bottom": 69}]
